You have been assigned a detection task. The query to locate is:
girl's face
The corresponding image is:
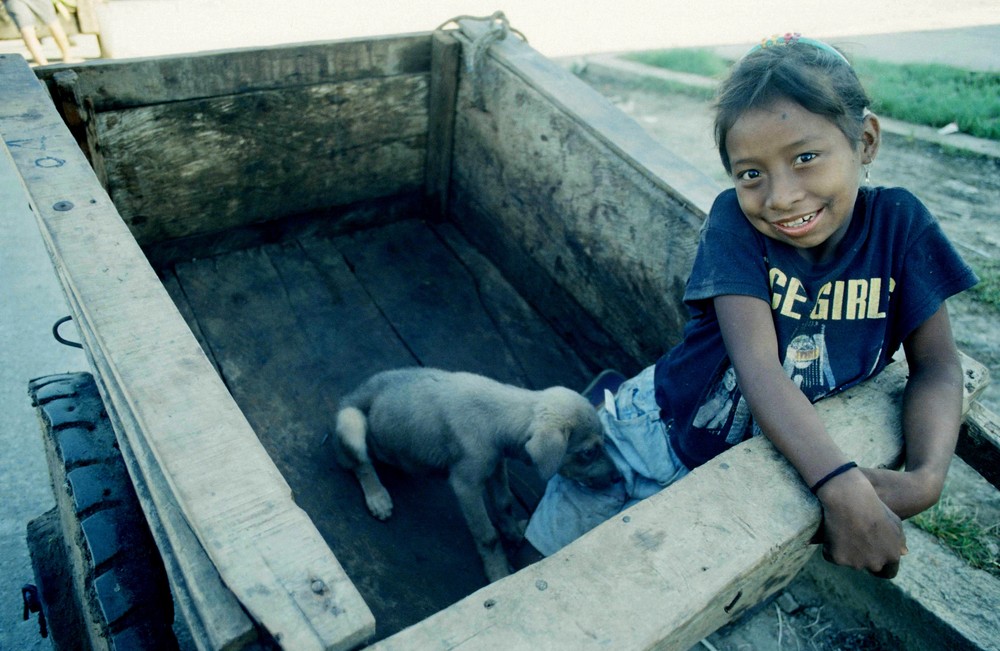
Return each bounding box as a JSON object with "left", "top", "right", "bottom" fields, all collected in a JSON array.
[{"left": 726, "top": 98, "right": 879, "bottom": 264}]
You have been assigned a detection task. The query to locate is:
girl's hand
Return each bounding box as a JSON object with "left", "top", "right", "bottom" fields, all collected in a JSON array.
[
  {"left": 715, "top": 294, "right": 908, "bottom": 577},
  {"left": 816, "top": 468, "right": 908, "bottom": 577},
  {"left": 860, "top": 467, "right": 941, "bottom": 520}
]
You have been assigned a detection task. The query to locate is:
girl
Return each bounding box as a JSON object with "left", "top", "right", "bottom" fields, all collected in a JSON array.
[{"left": 524, "top": 33, "right": 979, "bottom": 578}]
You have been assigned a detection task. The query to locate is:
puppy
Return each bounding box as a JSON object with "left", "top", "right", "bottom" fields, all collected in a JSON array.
[{"left": 333, "top": 367, "right": 621, "bottom": 582}]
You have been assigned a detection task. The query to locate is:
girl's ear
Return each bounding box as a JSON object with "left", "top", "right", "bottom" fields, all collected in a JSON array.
[{"left": 861, "top": 112, "right": 881, "bottom": 164}]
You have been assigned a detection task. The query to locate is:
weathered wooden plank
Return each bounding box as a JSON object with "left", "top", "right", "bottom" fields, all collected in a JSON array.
[
  {"left": 425, "top": 32, "right": 461, "bottom": 215},
  {"left": 447, "top": 21, "right": 722, "bottom": 370},
  {"left": 371, "top": 355, "right": 989, "bottom": 651},
  {"left": 332, "top": 220, "right": 530, "bottom": 384},
  {"left": 95, "top": 74, "right": 429, "bottom": 245},
  {"left": 158, "top": 269, "right": 222, "bottom": 376},
  {"left": 170, "top": 241, "right": 417, "bottom": 426},
  {"left": 46, "top": 70, "right": 108, "bottom": 186},
  {"left": 452, "top": 185, "right": 641, "bottom": 375},
  {"left": 432, "top": 221, "right": 593, "bottom": 392},
  {"left": 34, "top": 35, "right": 432, "bottom": 111},
  {"left": 4, "top": 73, "right": 256, "bottom": 651},
  {"left": 1, "top": 54, "right": 374, "bottom": 650},
  {"left": 142, "top": 193, "right": 425, "bottom": 270},
  {"left": 958, "top": 401, "right": 1000, "bottom": 490}
]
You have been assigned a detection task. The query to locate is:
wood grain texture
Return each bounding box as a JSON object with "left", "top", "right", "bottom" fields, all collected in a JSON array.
[
  {"left": 1, "top": 54, "right": 375, "bottom": 650},
  {"left": 35, "top": 35, "right": 432, "bottom": 111},
  {"left": 958, "top": 401, "right": 1000, "bottom": 490},
  {"left": 448, "top": 22, "right": 721, "bottom": 371},
  {"left": 95, "top": 73, "right": 429, "bottom": 245},
  {"left": 425, "top": 32, "right": 461, "bottom": 215}
]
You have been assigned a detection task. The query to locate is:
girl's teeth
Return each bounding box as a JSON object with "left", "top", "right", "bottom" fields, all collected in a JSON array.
[{"left": 785, "top": 213, "right": 815, "bottom": 228}]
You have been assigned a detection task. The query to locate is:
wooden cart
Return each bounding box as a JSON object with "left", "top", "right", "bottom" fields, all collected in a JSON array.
[{"left": 2, "top": 15, "right": 991, "bottom": 651}]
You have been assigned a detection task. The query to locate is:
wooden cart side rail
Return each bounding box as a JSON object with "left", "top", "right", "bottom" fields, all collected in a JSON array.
[
  {"left": 4, "top": 131, "right": 257, "bottom": 651},
  {"left": 460, "top": 21, "right": 721, "bottom": 218},
  {"left": 958, "top": 401, "right": 1000, "bottom": 490},
  {"left": 0, "top": 56, "right": 374, "bottom": 651},
  {"left": 91, "top": 73, "right": 429, "bottom": 246},
  {"left": 424, "top": 32, "right": 461, "bottom": 216},
  {"left": 34, "top": 34, "right": 433, "bottom": 111},
  {"left": 38, "top": 39, "right": 435, "bottom": 247},
  {"left": 372, "top": 355, "right": 988, "bottom": 651},
  {"left": 79, "top": 338, "right": 258, "bottom": 650},
  {"left": 446, "top": 20, "right": 721, "bottom": 371}
]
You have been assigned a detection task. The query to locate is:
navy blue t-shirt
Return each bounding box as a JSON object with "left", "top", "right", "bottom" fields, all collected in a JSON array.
[{"left": 654, "top": 186, "right": 978, "bottom": 470}]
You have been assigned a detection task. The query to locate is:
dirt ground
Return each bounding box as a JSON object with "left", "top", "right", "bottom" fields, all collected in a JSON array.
[{"left": 576, "top": 72, "right": 1000, "bottom": 651}]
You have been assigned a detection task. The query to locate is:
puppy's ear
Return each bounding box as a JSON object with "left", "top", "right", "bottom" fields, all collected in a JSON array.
[{"left": 525, "top": 428, "right": 568, "bottom": 480}]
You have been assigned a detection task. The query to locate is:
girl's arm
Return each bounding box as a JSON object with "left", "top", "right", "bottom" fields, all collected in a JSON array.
[
  {"left": 715, "top": 294, "right": 907, "bottom": 577},
  {"left": 861, "top": 303, "right": 963, "bottom": 519}
]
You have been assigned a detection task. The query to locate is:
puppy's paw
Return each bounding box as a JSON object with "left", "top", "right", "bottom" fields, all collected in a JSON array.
[
  {"left": 498, "top": 518, "right": 527, "bottom": 543},
  {"left": 365, "top": 489, "right": 394, "bottom": 520},
  {"left": 483, "top": 557, "right": 512, "bottom": 583}
]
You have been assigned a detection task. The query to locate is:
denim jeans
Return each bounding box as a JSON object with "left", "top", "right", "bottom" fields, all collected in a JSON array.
[{"left": 525, "top": 366, "right": 689, "bottom": 556}]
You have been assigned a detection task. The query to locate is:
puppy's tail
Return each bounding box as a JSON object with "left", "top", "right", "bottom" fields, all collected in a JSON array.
[{"left": 334, "top": 406, "right": 370, "bottom": 470}]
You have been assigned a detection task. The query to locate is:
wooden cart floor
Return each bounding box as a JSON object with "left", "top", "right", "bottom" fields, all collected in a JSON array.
[{"left": 156, "top": 215, "right": 594, "bottom": 639}]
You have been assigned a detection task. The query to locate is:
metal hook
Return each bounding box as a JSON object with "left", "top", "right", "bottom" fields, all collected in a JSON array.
[
  {"left": 21, "top": 584, "right": 48, "bottom": 638},
  {"left": 53, "top": 315, "right": 83, "bottom": 349}
]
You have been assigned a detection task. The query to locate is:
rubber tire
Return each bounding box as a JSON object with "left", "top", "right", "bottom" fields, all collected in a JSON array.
[{"left": 27, "top": 372, "right": 177, "bottom": 651}]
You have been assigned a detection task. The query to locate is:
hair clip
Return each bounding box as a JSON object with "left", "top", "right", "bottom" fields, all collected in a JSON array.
[
  {"left": 761, "top": 32, "right": 802, "bottom": 48},
  {"left": 745, "top": 32, "right": 851, "bottom": 66}
]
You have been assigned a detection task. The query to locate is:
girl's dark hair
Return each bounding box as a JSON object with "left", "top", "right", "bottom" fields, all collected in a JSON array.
[{"left": 713, "top": 43, "right": 870, "bottom": 173}]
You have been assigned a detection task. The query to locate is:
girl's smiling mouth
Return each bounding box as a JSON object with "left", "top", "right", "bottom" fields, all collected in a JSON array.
[{"left": 773, "top": 208, "right": 822, "bottom": 235}]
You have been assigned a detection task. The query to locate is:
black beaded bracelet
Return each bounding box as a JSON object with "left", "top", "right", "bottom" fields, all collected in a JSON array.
[{"left": 810, "top": 461, "right": 858, "bottom": 495}]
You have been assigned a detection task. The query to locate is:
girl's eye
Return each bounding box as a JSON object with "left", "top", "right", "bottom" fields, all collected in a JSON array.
[
  {"left": 796, "top": 153, "right": 818, "bottom": 165},
  {"left": 736, "top": 169, "right": 760, "bottom": 181}
]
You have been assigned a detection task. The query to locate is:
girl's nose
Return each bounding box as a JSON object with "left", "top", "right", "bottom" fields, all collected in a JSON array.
[{"left": 765, "top": 171, "right": 804, "bottom": 212}]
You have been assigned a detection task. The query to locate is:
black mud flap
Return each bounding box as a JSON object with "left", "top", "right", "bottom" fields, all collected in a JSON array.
[
  {"left": 26, "top": 372, "right": 177, "bottom": 650},
  {"left": 581, "top": 369, "right": 627, "bottom": 407}
]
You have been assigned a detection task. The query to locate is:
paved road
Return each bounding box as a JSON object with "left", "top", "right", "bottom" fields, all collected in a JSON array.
[
  {"left": 1, "top": 147, "right": 87, "bottom": 649},
  {"left": 84, "top": 0, "right": 1000, "bottom": 61},
  {"left": 712, "top": 24, "right": 1000, "bottom": 72},
  {"left": 1, "top": 6, "right": 997, "bottom": 648}
]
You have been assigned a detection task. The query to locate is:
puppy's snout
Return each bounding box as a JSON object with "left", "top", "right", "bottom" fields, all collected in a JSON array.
[
  {"left": 559, "top": 443, "right": 622, "bottom": 489},
  {"left": 583, "top": 459, "right": 622, "bottom": 489}
]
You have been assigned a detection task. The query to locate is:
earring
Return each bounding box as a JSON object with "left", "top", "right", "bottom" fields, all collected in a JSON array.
[{"left": 863, "top": 163, "right": 872, "bottom": 185}]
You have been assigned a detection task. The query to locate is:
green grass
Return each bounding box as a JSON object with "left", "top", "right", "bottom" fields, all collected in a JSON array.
[
  {"left": 911, "top": 498, "right": 1000, "bottom": 577},
  {"left": 968, "top": 258, "right": 1000, "bottom": 310},
  {"left": 624, "top": 48, "right": 733, "bottom": 79},
  {"left": 624, "top": 48, "right": 1000, "bottom": 141},
  {"left": 855, "top": 59, "right": 1000, "bottom": 141},
  {"left": 607, "top": 74, "right": 718, "bottom": 101}
]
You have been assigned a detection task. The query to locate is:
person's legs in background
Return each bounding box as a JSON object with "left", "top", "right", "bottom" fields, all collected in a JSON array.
[{"left": 16, "top": 22, "right": 49, "bottom": 64}]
